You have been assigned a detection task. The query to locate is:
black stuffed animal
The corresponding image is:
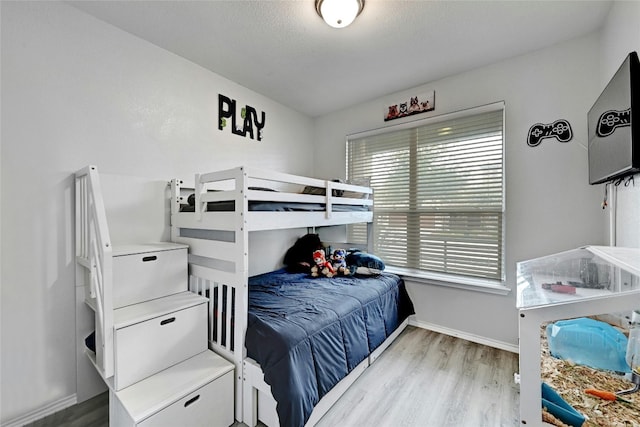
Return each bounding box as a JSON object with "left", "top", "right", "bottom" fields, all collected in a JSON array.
[{"left": 283, "top": 233, "right": 323, "bottom": 273}]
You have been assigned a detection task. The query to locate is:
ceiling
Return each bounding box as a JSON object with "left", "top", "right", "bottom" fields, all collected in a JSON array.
[{"left": 68, "top": 0, "right": 613, "bottom": 118}]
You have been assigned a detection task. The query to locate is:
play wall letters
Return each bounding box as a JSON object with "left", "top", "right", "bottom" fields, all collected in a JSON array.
[{"left": 218, "top": 94, "right": 266, "bottom": 141}]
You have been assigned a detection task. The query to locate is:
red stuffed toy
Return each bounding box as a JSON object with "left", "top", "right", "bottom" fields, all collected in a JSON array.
[{"left": 311, "top": 249, "right": 335, "bottom": 278}]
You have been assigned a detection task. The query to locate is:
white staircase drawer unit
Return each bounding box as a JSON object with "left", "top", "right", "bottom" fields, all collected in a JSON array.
[
  {"left": 113, "top": 243, "right": 188, "bottom": 309},
  {"left": 111, "top": 351, "right": 235, "bottom": 427},
  {"left": 114, "top": 298, "right": 207, "bottom": 390},
  {"left": 139, "top": 370, "right": 234, "bottom": 427}
]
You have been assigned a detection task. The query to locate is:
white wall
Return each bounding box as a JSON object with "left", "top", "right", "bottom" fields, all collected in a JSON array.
[
  {"left": 600, "top": 1, "right": 640, "bottom": 248},
  {"left": 313, "top": 34, "right": 607, "bottom": 348},
  {"left": 0, "top": 2, "right": 313, "bottom": 423},
  {"left": 3, "top": 0, "right": 640, "bottom": 424}
]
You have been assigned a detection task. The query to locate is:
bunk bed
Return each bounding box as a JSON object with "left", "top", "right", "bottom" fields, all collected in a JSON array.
[{"left": 169, "top": 166, "right": 414, "bottom": 427}]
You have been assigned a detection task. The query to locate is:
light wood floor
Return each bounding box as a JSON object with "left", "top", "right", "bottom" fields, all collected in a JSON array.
[
  {"left": 26, "top": 326, "right": 520, "bottom": 427},
  {"left": 316, "top": 326, "right": 520, "bottom": 427}
]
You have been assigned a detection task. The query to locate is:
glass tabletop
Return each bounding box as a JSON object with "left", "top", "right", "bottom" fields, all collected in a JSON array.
[{"left": 516, "top": 246, "right": 640, "bottom": 308}]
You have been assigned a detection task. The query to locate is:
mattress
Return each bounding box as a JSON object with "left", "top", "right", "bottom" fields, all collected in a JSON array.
[
  {"left": 180, "top": 189, "right": 370, "bottom": 212},
  {"left": 245, "top": 269, "right": 414, "bottom": 427},
  {"left": 179, "top": 200, "right": 370, "bottom": 212}
]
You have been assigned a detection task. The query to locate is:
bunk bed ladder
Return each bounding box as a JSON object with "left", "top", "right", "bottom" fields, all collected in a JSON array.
[{"left": 75, "top": 165, "right": 114, "bottom": 380}]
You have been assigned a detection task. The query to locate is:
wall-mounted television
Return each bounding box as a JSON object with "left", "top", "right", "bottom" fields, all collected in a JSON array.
[{"left": 588, "top": 51, "right": 640, "bottom": 185}]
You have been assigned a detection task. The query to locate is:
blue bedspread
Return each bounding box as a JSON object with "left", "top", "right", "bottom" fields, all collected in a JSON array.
[{"left": 245, "top": 269, "right": 414, "bottom": 427}]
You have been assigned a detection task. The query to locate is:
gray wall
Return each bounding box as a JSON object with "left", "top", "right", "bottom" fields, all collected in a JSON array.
[
  {"left": 2, "top": 0, "right": 640, "bottom": 424},
  {"left": 313, "top": 34, "right": 607, "bottom": 349},
  {"left": 1, "top": 2, "right": 313, "bottom": 423},
  {"left": 312, "top": 1, "right": 640, "bottom": 350}
]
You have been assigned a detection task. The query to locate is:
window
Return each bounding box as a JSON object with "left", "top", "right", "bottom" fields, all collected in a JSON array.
[{"left": 347, "top": 104, "right": 505, "bottom": 282}]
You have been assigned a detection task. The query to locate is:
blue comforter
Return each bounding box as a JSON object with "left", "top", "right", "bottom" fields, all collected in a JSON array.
[{"left": 245, "top": 269, "right": 414, "bottom": 427}]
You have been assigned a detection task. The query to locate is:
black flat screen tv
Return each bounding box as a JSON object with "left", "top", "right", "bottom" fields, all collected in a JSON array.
[{"left": 588, "top": 51, "right": 640, "bottom": 185}]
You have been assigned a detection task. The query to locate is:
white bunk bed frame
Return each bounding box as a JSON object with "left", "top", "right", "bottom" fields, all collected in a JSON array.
[
  {"left": 76, "top": 164, "right": 408, "bottom": 426},
  {"left": 170, "top": 166, "right": 409, "bottom": 426}
]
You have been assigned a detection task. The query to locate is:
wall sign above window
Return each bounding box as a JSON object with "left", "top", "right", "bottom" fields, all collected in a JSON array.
[
  {"left": 384, "top": 90, "right": 435, "bottom": 121},
  {"left": 218, "top": 94, "right": 266, "bottom": 141}
]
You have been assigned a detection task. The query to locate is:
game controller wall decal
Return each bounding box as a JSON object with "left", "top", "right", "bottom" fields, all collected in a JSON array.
[
  {"left": 596, "top": 108, "right": 631, "bottom": 137},
  {"left": 527, "top": 119, "right": 573, "bottom": 147}
]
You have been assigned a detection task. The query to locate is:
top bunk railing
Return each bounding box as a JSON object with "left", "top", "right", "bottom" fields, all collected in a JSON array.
[
  {"left": 170, "top": 166, "right": 373, "bottom": 231},
  {"left": 75, "top": 165, "right": 114, "bottom": 380}
]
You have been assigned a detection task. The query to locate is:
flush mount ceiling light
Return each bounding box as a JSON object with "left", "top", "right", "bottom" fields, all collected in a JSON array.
[{"left": 315, "top": 0, "right": 364, "bottom": 29}]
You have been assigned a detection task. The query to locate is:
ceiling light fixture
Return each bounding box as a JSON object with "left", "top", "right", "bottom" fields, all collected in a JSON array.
[{"left": 315, "top": 0, "right": 364, "bottom": 29}]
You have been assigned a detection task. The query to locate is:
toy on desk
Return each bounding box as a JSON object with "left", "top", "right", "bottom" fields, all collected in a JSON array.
[{"left": 542, "top": 281, "right": 577, "bottom": 294}]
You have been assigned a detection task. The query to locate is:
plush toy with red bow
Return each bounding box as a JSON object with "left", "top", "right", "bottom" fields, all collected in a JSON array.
[{"left": 311, "top": 249, "right": 335, "bottom": 278}]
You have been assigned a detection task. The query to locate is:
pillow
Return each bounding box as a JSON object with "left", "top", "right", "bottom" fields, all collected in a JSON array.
[
  {"left": 187, "top": 187, "right": 276, "bottom": 204},
  {"left": 301, "top": 186, "right": 326, "bottom": 196},
  {"left": 346, "top": 250, "right": 385, "bottom": 275},
  {"left": 301, "top": 179, "right": 344, "bottom": 197},
  {"left": 342, "top": 177, "right": 371, "bottom": 200},
  {"left": 248, "top": 186, "right": 277, "bottom": 192}
]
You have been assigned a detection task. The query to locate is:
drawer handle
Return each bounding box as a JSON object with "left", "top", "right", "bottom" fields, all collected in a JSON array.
[
  {"left": 142, "top": 255, "right": 157, "bottom": 262},
  {"left": 160, "top": 317, "right": 176, "bottom": 326},
  {"left": 184, "top": 395, "right": 200, "bottom": 408}
]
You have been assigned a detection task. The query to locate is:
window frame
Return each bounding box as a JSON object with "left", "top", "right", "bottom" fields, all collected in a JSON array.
[{"left": 346, "top": 102, "right": 508, "bottom": 293}]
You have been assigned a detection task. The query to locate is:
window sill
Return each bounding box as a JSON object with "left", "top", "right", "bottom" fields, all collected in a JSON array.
[{"left": 385, "top": 267, "right": 511, "bottom": 295}]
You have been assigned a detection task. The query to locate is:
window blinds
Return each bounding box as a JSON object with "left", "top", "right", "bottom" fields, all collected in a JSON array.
[{"left": 347, "top": 108, "right": 504, "bottom": 281}]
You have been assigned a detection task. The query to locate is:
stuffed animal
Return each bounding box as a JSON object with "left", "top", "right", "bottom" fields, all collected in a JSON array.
[
  {"left": 283, "top": 233, "right": 323, "bottom": 273},
  {"left": 311, "top": 249, "right": 335, "bottom": 278},
  {"left": 330, "top": 248, "right": 350, "bottom": 275},
  {"left": 386, "top": 105, "right": 399, "bottom": 120},
  {"left": 408, "top": 96, "right": 421, "bottom": 113}
]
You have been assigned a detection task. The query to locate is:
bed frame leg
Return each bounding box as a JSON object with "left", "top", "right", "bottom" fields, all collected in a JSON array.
[{"left": 243, "top": 364, "right": 258, "bottom": 427}]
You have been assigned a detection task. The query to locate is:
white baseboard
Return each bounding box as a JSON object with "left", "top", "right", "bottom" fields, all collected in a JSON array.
[
  {"left": 409, "top": 319, "right": 519, "bottom": 354},
  {"left": 1, "top": 394, "right": 77, "bottom": 427}
]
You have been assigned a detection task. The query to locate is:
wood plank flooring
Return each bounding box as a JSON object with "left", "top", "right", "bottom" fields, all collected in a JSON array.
[
  {"left": 25, "top": 392, "right": 109, "bottom": 427},
  {"left": 26, "top": 326, "right": 520, "bottom": 427},
  {"left": 315, "top": 326, "right": 520, "bottom": 427}
]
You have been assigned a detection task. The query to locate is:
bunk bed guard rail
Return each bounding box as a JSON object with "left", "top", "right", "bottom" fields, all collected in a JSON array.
[{"left": 75, "top": 165, "right": 114, "bottom": 379}]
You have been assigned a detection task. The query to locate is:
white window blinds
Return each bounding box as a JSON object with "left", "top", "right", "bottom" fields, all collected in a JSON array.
[{"left": 347, "top": 107, "right": 505, "bottom": 281}]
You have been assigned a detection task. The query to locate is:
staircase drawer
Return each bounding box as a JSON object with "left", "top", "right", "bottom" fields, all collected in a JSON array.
[
  {"left": 113, "top": 244, "right": 187, "bottom": 309},
  {"left": 139, "top": 369, "right": 234, "bottom": 427},
  {"left": 110, "top": 351, "right": 235, "bottom": 427},
  {"left": 114, "top": 302, "right": 207, "bottom": 390}
]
